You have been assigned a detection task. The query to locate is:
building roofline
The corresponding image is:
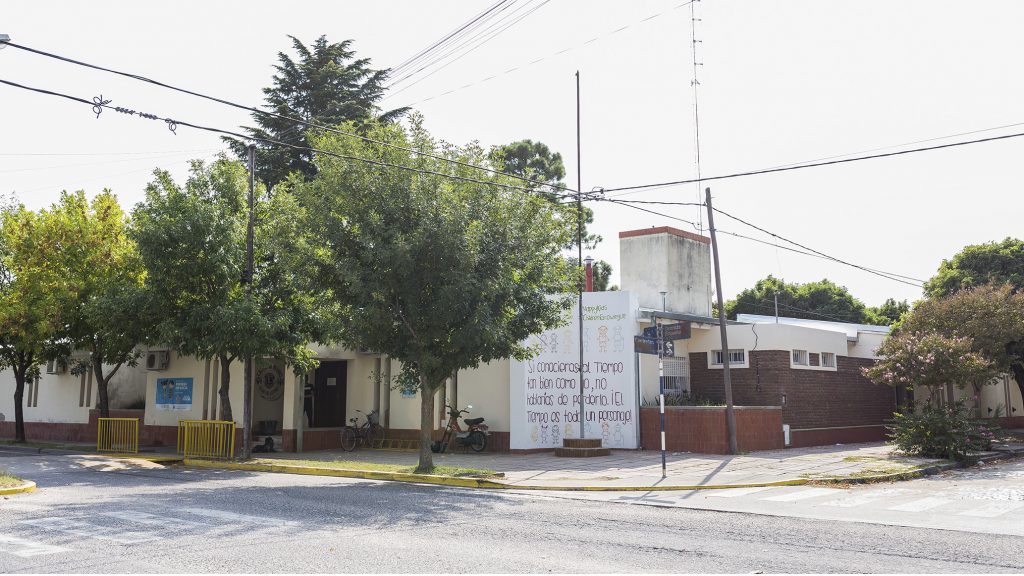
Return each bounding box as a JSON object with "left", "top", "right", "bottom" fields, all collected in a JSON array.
[{"left": 619, "top": 226, "right": 711, "bottom": 245}]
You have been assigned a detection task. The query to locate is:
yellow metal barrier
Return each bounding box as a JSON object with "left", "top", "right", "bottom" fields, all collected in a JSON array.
[
  {"left": 97, "top": 417, "right": 139, "bottom": 454},
  {"left": 177, "top": 420, "right": 236, "bottom": 459}
]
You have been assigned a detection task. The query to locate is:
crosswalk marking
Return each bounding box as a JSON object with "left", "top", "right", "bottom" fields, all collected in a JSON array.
[
  {"left": 886, "top": 497, "right": 952, "bottom": 512},
  {"left": 21, "top": 517, "right": 161, "bottom": 543},
  {"left": 180, "top": 507, "right": 299, "bottom": 526},
  {"left": 957, "top": 501, "right": 1024, "bottom": 518},
  {"left": 0, "top": 535, "right": 69, "bottom": 558},
  {"left": 705, "top": 487, "right": 773, "bottom": 498},
  {"left": 820, "top": 488, "right": 910, "bottom": 508},
  {"left": 762, "top": 488, "right": 841, "bottom": 502},
  {"left": 101, "top": 510, "right": 207, "bottom": 529}
]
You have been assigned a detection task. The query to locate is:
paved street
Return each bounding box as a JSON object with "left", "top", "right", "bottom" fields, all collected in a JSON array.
[{"left": 2, "top": 449, "right": 1023, "bottom": 573}]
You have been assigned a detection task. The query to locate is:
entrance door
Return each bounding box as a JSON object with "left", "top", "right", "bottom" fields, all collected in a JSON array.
[{"left": 312, "top": 360, "right": 347, "bottom": 428}]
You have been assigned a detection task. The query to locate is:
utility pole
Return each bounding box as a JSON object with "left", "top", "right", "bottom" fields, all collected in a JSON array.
[
  {"left": 705, "top": 188, "right": 738, "bottom": 455},
  {"left": 576, "top": 70, "right": 585, "bottom": 440},
  {"left": 242, "top": 144, "right": 256, "bottom": 460},
  {"left": 657, "top": 290, "right": 667, "bottom": 478}
]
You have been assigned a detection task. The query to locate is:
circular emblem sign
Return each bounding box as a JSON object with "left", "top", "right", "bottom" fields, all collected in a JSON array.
[{"left": 257, "top": 366, "right": 284, "bottom": 401}]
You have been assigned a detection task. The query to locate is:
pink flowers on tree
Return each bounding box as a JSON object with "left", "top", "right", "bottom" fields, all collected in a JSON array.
[{"left": 862, "top": 332, "right": 998, "bottom": 399}]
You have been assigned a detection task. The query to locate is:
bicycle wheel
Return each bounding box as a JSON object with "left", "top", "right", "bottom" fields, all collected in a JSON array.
[
  {"left": 340, "top": 427, "right": 357, "bottom": 452},
  {"left": 365, "top": 423, "right": 383, "bottom": 448},
  {"left": 468, "top": 430, "right": 487, "bottom": 453}
]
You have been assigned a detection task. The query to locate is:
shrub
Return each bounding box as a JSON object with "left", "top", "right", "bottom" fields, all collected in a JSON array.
[{"left": 888, "top": 398, "right": 998, "bottom": 461}]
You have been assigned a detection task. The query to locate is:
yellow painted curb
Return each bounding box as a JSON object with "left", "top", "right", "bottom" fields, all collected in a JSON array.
[
  {"left": 183, "top": 459, "right": 811, "bottom": 491},
  {"left": 0, "top": 480, "right": 36, "bottom": 496}
]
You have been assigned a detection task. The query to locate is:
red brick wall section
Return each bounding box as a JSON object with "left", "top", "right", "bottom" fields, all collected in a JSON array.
[
  {"left": 789, "top": 426, "right": 888, "bottom": 448},
  {"left": 690, "top": 350, "right": 897, "bottom": 445},
  {"left": 639, "top": 406, "right": 783, "bottom": 454}
]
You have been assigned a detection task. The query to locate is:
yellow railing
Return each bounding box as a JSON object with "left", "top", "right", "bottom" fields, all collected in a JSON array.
[
  {"left": 97, "top": 417, "right": 139, "bottom": 454},
  {"left": 177, "top": 419, "right": 236, "bottom": 459}
]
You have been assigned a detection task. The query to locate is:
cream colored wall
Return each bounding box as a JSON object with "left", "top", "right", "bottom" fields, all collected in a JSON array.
[
  {"left": 144, "top": 353, "right": 243, "bottom": 427},
  {"left": 0, "top": 368, "right": 94, "bottom": 424},
  {"left": 1, "top": 361, "right": 148, "bottom": 425},
  {"left": 847, "top": 332, "right": 886, "bottom": 359},
  {"left": 453, "top": 359, "right": 510, "bottom": 433}
]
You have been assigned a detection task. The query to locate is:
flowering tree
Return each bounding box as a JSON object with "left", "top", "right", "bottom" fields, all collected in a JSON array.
[{"left": 863, "top": 332, "right": 998, "bottom": 403}]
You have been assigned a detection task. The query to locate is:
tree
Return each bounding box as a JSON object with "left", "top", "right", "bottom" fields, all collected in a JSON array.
[
  {"left": 895, "top": 283, "right": 1024, "bottom": 405},
  {"left": 227, "top": 35, "right": 408, "bottom": 187},
  {"left": 301, "top": 118, "right": 577, "bottom": 472},
  {"left": 924, "top": 238, "right": 1024, "bottom": 298},
  {"left": 866, "top": 298, "right": 910, "bottom": 326},
  {"left": 133, "top": 158, "right": 330, "bottom": 423},
  {"left": 0, "top": 202, "right": 74, "bottom": 442},
  {"left": 44, "top": 190, "right": 148, "bottom": 419},
  {"left": 725, "top": 275, "right": 877, "bottom": 324},
  {"left": 863, "top": 331, "right": 997, "bottom": 401}
]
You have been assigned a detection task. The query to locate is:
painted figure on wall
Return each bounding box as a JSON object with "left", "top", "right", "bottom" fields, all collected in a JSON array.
[
  {"left": 597, "top": 325, "right": 610, "bottom": 353},
  {"left": 612, "top": 326, "right": 624, "bottom": 353}
]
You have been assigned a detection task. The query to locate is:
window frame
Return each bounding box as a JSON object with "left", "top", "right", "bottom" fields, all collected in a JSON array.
[{"left": 709, "top": 349, "right": 749, "bottom": 369}]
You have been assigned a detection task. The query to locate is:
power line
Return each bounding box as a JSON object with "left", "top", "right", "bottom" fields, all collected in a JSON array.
[
  {"left": 387, "top": 0, "right": 697, "bottom": 109},
  {"left": 600, "top": 128, "right": 1024, "bottom": 196},
  {"left": 0, "top": 77, "right": 590, "bottom": 201},
  {"left": 593, "top": 196, "right": 925, "bottom": 286},
  {"left": 386, "top": 0, "right": 551, "bottom": 98},
  {"left": 388, "top": 0, "right": 512, "bottom": 78},
  {"left": 709, "top": 204, "right": 924, "bottom": 288},
  {"left": 3, "top": 41, "right": 575, "bottom": 196}
]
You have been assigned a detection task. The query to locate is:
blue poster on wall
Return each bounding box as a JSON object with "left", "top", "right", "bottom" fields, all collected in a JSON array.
[{"left": 155, "top": 377, "right": 193, "bottom": 411}]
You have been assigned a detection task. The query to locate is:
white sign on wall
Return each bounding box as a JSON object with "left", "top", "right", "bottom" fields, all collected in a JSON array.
[{"left": 509, "top": 291, "right": 639, "bottom": 450}]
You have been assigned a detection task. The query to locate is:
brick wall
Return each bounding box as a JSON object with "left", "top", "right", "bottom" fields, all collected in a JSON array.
[
  {"left": 639, "top": 406, "right": 783, "bottom": 454},
  {"left": 690, "top": 350, "right": 897, "bottom": 445}
]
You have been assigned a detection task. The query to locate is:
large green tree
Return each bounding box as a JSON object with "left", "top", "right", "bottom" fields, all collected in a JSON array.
[
  {"left": 867, "top": 298, "right": 910, "bottom": 326},
  {"left": 301, "top": 118, "right": 577, "bottom": 471},
  {"left": 227, "top": 35, "right": 408, "bottom": 187},
  {"left": 45, "top": 190, "right": 149, "bottom": 419},
  {"left": 895, "top": 283, "right": 1024, "bottom": 405},
  {"left": 0, "top": 202, "right": 74, "bottom": 442},
  {"left": 725, "top": 275, "right": 878, "bottom": 324},
  {"left": 133, "top": 158, "right": 331, "bottom": 423},
  {"left": 924, "top": 238, "right": 1024, "bottom": 298}
]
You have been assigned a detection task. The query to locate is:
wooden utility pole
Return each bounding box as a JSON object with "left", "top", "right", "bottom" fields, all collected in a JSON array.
[{"left": 705, "top": 188, "right": 738, "bottom": 454}]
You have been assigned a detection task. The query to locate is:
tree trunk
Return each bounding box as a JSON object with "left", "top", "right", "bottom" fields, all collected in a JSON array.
[
  {"left": 12, "top": 365, "right": 26, "bottom": 443},
  {"left": 219, "top": 355, "right": 233, "bottom": 422},
  {"left": 416, "top": 375, "right": 436, "bottom": 473},
  {"left": 93, "top": 356, "right": 111, "bottom": 419}
]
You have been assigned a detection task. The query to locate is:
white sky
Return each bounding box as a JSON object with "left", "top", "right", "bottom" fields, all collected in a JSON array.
[{"left": 3, "top": 0, "right": 1023, "bottom": 309}]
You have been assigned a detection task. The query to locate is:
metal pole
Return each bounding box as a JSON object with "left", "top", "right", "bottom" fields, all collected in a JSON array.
[
  {"left": 242, "top": 144, "right": 256, "bottom": 459},
  {"left": 576, "top": 70, "right": 585, "bottom": 441},
  {"left": 657, "top": 312, "right": 666, "bottom": 477},
  {"left": 705, "top": 188, "right": 738, "bottom": 455},
  {"left": 774, "top": 292, "right": 779, "bottom": 323}
]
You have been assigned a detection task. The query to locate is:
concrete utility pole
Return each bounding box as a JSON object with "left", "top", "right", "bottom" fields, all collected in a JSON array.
[
  {"left": 242, "top": 144, "right": 256, "bottom": 460},
  {"left": 576, "top": 70, "right": 585, "bottom": 440},
  {"left": 705, "top": 188, "right": 738, "bottom": 455}
]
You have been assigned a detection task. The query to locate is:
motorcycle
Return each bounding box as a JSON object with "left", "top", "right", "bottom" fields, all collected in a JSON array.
[{"left": 431, "top": 404, "right": 489, "bottom": 453}]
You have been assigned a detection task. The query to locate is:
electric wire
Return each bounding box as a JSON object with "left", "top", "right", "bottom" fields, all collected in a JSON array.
[
  {"left": 386, "top": 0, "right": 552, "bottom": 98},
  {"left": 3, "top": 41, "right": 576, "bottom": 196},
  {"left": 0, "top": 77, "right": 591, "bottom": 201},
  {"left": 387, "top": 0, "right": 697, "bottom": 109},
  {"left": 600, "top": 128, "right": 1024, "bottom": 196},
  {"left": 388, "top": 0, "right": 511, "bottom": 79}
]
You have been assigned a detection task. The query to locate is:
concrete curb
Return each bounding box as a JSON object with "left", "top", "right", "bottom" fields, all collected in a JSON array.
[
  {"left": 0, "top": 480, "right": 37, "bottom": 496},
  {"left": 813, "top": 451, "right": 1024, "bottom": 485},
  {"left": 183, "top": 458, "right": 814, "bottom": 491}
]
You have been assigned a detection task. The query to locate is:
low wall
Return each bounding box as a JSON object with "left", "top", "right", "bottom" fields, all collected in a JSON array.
[{"left": 639, "top": 406, "right": 784, "bottom": 454}]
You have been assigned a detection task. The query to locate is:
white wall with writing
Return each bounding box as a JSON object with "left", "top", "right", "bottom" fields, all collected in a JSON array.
[{"left": 509, "top": 291, "right": 639, "bottom": 450}]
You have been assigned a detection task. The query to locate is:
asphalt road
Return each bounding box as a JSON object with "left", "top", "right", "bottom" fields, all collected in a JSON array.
[{"left": 2, "top": 449, "right": 1023, "bottom": 573}]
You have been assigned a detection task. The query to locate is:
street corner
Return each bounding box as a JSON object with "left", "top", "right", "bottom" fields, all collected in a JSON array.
[{"left": 0, "top": 479, "right": 37, "bottom": 496}]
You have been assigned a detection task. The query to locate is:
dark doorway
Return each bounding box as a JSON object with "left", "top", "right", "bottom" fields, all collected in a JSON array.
[{"left": 311, "top": 360, "right": 347, "bottom": 428}]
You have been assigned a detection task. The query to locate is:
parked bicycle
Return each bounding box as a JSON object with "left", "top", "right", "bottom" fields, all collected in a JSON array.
[{"left": 340, "top": 409, "right": 383, "bottom": 451}]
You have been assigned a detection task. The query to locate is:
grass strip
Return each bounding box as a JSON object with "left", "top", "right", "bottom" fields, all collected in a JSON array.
[{"left": 249, "top": 457, "right": 499, "bottom": 478}]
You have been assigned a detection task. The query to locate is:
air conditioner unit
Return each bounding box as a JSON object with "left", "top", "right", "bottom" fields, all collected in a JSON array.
[
  {"left": 45, "top": 358, "right": 67, "bottom": 375},
  {"left": 146, "top": 350, "right": 170, "bottom": 371}
]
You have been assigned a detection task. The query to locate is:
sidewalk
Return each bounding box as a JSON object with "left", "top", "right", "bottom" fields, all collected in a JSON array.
[{"left": 255, "top": 442, "right": 956, "bottom": 490}]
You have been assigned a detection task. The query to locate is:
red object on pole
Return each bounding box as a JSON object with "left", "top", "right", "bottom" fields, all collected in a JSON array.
[{"left": 585, "top": 260, "right": 594, "bottom": 292}]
